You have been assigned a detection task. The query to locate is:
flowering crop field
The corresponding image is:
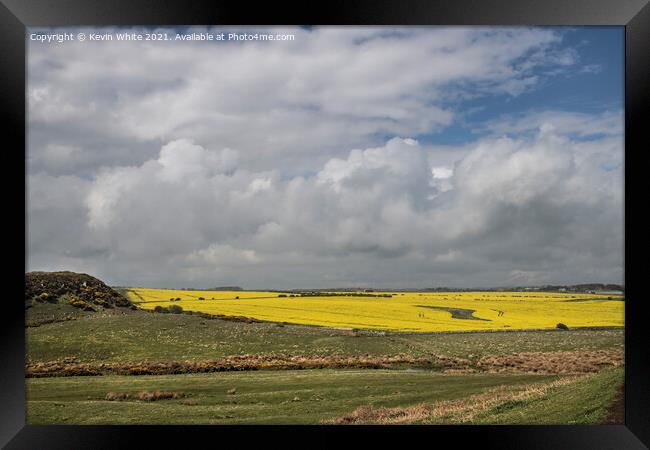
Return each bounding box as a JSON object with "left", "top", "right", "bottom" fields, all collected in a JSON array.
[{"left": 126, "top": 289, "right": 624, "bottom": 332}]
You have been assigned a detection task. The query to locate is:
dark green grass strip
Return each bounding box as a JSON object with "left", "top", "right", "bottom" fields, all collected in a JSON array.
[{"left": 26, "top": 370, "right": 554, "bottom": 425}]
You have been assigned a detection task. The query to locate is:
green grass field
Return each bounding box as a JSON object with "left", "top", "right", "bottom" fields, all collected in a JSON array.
[
  {"left": 26, "top": 307, "right": 623, "bottom": 365},
  {"left": 25, "top": 303, "right": 624, "bottom": 424},
  {"left": 26, "top": 367, "right": 622, "bottom": 425},
  {"left": 26, "top": 370, "right": 556, "bottom": 424},
  {"left": 464, "top": 368, "right": 623, "bottom": 425}
]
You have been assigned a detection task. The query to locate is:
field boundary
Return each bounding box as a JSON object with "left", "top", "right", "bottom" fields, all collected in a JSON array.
[{"left": 25, "top": 349, "right": 623, "bottom": 378}]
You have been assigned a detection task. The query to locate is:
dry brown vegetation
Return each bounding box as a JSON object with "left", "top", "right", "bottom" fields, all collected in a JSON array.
[
  {"left": 105, "top": 390, "right": 186, "bottom": 402},
  {"left": 26, "top": 353, "right": 433, "bottom": 377},
  {"left": 325, "top": 375, "right": 588, "bottom": 424},
  {"left": 25, "top": 349, "right": 623, "bottom": 378},
  {"left": 475, "top": 350, "right": 624, "bottom": 375}
]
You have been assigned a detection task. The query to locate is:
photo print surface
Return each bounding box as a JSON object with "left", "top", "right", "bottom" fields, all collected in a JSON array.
[{"left": 25, "top": 26, "right": 624, "bottom": 425}]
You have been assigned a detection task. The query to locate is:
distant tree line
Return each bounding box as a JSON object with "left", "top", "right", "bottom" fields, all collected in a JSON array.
[{"left": 291, "top": 292, "right": 393, "bottom": 298}]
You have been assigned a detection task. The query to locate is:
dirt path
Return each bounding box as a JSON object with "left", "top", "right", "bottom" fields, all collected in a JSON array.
[{"left": 602, "top": 383, "right": 624, "bottom": 424}]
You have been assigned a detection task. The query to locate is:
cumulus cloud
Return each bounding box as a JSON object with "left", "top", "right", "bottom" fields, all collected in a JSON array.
[
  {"left": 28, "top": 26, "right": 581, "bottom": 177},
  {"left": 27, "top": 125, "right": 622, "bottom": 288},
  {"left": 26, "top": 26, "right": 623, "bottom": 288},
  {"left": 481, "top": 110, "right": 623, "bottom": 138}
]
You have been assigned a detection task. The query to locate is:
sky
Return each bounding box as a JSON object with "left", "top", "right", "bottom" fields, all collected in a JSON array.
[{"left": 26, "top": 26, "right": 624, "bottom": 289}]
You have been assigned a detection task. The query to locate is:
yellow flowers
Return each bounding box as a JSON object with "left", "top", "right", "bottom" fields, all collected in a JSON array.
[{"left": 126, "top": 289, "right": 624, "bottom": 332}]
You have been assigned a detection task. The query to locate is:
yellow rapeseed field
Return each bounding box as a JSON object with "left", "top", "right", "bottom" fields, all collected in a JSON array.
[{"left": 126, "top": 288, "right": 624, "bottom": 332}]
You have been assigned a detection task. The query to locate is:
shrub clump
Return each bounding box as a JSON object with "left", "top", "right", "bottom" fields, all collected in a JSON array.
[
  {"left": 69, "top": 298, "right": 95, "bottom": 311},
  {"left": 167, "top": 304, "right": 184, "bottom": 314},
  {"left": 105, "top": 392, "right": 130, "bottom": 401},
  {"left": 93, "top": 298, "right": 113, "bottom": 309},
  {"left": 105, "top": 391, "right": 185, "bottom": 401},
  {"left": 128, "top": 366, "right": 152, "bottom": 375},
  {"left": 137, "top": 390, "right": 185, "bottom": 401},
  {"left": 556, "top": 323, "right": 570, "bottom": 330},
  {"left": 35, "top": 292, "right": 57, "bottom": 303},
  {"left": 153, "top": 304, "right": 184, "bottom": 314}
]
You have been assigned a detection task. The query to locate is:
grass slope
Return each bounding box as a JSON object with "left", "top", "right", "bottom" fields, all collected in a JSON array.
[
  {"left": 26, "top": 307, "right": 624, "bottom": 365},
  {"left": 26, "top": 370, "right": 554, "bottom": 425},
  {"left": 466, "top": 367, "right": 624, "bottom": 424}
]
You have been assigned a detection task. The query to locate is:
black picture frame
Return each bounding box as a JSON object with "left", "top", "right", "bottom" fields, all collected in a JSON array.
[{"left": 1, "top": 0, "right": 648, "bottom": 448}]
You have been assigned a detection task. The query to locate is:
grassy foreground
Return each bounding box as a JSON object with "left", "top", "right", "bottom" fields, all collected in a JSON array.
[
  {"left": 26, "top": 367, "right": 622, "bottom": 425},
  {"left": 26, "top": 370, "right": 555, "bottom": 424},
  {"left": 466, "top": 367, "right": 623, "bottom": 425},
  {"left": 25, "top": 303, "right": 624, "bottom": 425},
  {"left": 331, "top": 367, "right": 623, "bottom": 424}
]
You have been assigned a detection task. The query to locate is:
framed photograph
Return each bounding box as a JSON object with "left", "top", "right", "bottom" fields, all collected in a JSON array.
[{"left": 2, "top": 0, "right": 648, "bottom": 448}]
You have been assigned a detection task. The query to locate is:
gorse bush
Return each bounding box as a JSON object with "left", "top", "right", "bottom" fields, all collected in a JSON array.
[{"left": 36, "top": 292, "right": 57, "bottom": 303}]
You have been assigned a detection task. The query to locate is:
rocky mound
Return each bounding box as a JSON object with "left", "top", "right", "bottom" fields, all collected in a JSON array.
[{"left": 25, "top": 271, "right": 131, "bottom": 310}]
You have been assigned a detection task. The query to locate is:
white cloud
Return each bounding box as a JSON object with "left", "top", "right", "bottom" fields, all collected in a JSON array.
[
  {"left": 26, "top": 27, "right": 623, "bottom": 288},
  {"left": 28, "top": 26, "right": 578, "bottom": 176},
  {"left": 187, "top": 243, "right": 260, "bottom": 266},
  {"left": 27, "top": 122, "right": 620, "bottom": 288},
  {"left": 86, "top": 166, "right": 141, "bottom": 228},
  {"left": 157, "top": 139, "right": 239, "bottom": 182},
  {"left": 431, "top": 166, "right": 453, "bottom": 179},
  {"left": 482, "top": 110, "right": 623, "bottom": 138}
]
